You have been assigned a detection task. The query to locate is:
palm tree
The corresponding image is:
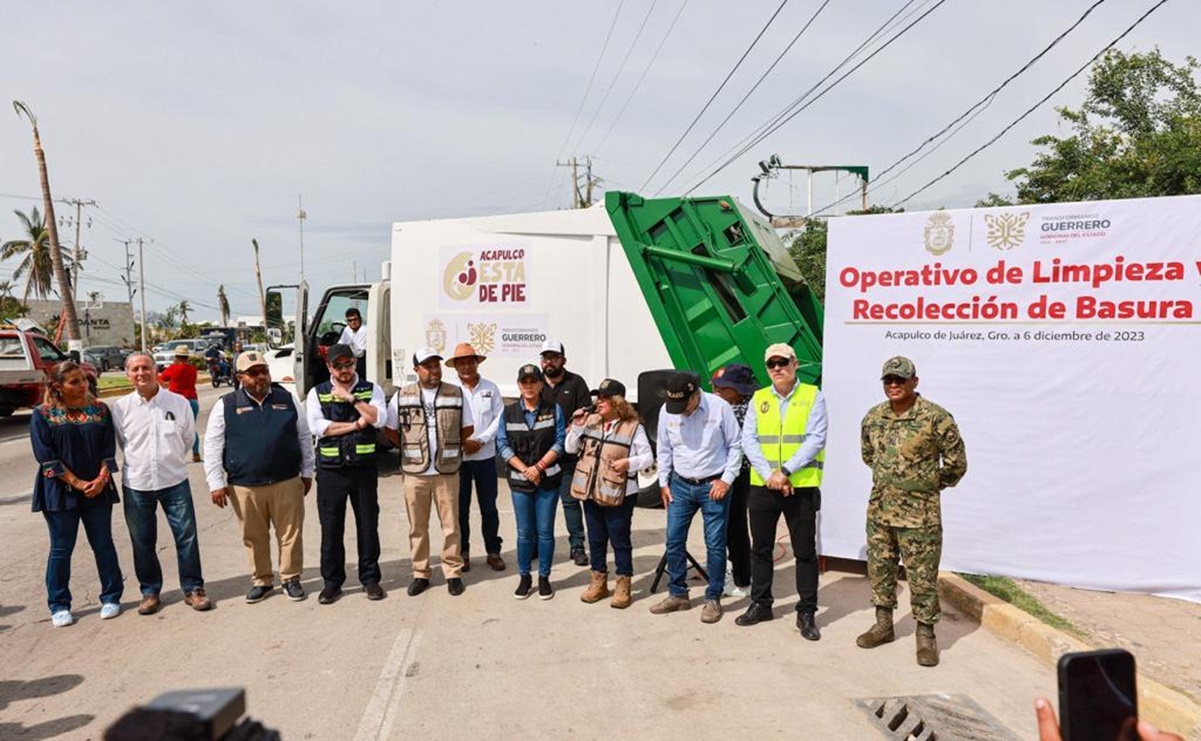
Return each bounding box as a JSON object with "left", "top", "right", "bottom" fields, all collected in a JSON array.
[
  {"left": 13, "top": 101, "right": 79, "bottom": 340},
  {"left": 1, "top": 207, "right": 54, "bottom": 301},
  {"left": 0, "top": 280, "right": 12, "bottom": 299},
  {"left": 217, "top": 285, "right": 230, "bottom": 327},
  {"left": 176, "top": 299, "right": 191, "bottom": 325}
]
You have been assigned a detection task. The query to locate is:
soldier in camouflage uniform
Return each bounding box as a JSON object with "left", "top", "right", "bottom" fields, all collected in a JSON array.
[{"left": 857, "top": 356, "right": 966, "bottom": 667}]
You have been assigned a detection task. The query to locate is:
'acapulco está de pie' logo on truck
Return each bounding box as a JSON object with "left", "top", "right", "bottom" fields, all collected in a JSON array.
[{"left": 441, "top": 246, "right": 529, "bottom": 305}]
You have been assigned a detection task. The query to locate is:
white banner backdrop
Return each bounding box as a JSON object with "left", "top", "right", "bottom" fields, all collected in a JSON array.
[{"left": 822, "top": 194, "right": 1201, "bottom": 603}]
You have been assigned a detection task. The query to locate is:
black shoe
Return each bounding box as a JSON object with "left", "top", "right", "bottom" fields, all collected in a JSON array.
[
  {"left": 571, "top": 546, "right": 588, "bottom": 567},
  {"left": 447, "top": 578, "right": 465, "bottom": 596},
  {"left": 514, "top": 574, "right": 533, "bottom": 600},
  {"left": 407, "top": 578, "right": 430, "bottom": 597},
  {"left": 462, "top": 552, "right": 471, "bottom": 573},
  {"left": 318, "top": 585, "right": 342, "bottom": 605},
  {"left": 282, "top": 578, "right": 306, "bottom": 602},
  {"left": 538, "top": 576, "right": 554, "bottom": 600},
  {"left": 797, "top": 611, "right": 821, "bottom": 641},
  {"left": 734, "top": 602, "right": 775, "bottom": 626},
  {"left": 246, "top": 585, "right": 273, "bottom": 604},
  {"left": 365, "top": 582, "right": 386, "bottom": 601}
]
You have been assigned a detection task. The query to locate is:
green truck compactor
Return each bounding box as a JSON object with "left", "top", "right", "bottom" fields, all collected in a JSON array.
[{"left": 606, "top": 191, "right": 824, "bottom": 388}]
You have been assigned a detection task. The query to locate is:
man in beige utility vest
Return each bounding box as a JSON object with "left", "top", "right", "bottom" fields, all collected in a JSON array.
[
  {"left": 736, "top": 343, "right": 827, "bottom": 641},
  {"left": 384, "top": 347, "right": 474, "bottom": 596}
]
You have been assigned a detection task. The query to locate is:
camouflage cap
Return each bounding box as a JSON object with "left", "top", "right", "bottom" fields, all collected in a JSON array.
[{"left": 880, "top": 356, "right": 916, "bottom": 380}]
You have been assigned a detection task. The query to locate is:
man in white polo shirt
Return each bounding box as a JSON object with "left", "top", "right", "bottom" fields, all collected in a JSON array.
[{"left": 110, "top": 351, "right": 210, "bottom": 615}]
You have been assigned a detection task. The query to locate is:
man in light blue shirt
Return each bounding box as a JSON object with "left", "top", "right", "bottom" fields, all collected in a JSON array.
[{"left": 651, "top": 372, "right": 742, "bottom": 624}]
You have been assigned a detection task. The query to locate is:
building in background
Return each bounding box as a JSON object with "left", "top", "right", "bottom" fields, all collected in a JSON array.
[{"left": 24, "top": 298, "right": 136, "bottom": 347}]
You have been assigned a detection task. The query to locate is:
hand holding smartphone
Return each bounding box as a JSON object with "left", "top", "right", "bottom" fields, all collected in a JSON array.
[{"left": 1058, "top": 648, "right": 1138, "bottom": 741}]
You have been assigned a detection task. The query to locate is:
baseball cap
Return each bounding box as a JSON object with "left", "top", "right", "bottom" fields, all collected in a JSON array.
[
  {"left": 517, "top": 363, "right": 544, "bottom": 382},
  {"left": 880, "top": 356, "right": 916, "bottom": 380},
  {"left": 413, "top": 346, "right": 443, "bottom": 366},
  {"left": 236, "top": 350, "right": 269, "bottom": 373},
  {"left": 663, "top": 372, "right": 699, "bottom": 414},
  {"left": 327, "top": 344, "right": 355, "bottom": 363},
  {"left": 539, "top": 340, "right": 565, "bottom": 356},
  {"left": 712, "top": 363, "right": 757, "bottom": 395},
  {"left": 590, "top": 378, "right": 626, "bottom": 398},
  {"left": 763, "top": 343, "right": 796, "bottom": 363}
]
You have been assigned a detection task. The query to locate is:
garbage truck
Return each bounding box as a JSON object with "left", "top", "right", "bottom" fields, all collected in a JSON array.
[{"left": 267, "top": 191, "right": 823, "bottom": 406}]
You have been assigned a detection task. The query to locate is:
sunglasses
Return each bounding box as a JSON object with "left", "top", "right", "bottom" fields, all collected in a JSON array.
[
  {"left": 882, "top": 376, "right": 909, "bottom": 386},
  {"left": 765, "top": 358, "right": 792, "bottom": 369},
  {"left": 332, "top": 361, "right": 356, "bottom": 370},
  {"left": 241, "top": 367, "right": 268, "bottom": 378}
]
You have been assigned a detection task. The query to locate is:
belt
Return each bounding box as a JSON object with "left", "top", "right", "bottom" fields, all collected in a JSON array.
[{"left": 673, "top": 472, "right": 721, "bottom": 486}]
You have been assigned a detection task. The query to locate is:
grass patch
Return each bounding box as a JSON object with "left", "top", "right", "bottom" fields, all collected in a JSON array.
[
  {"left": 97, "top": 376, "right": 132, "bottom": 391},
  {"left": 959, "top": 573, "right": 1088, "bottom": 639}
]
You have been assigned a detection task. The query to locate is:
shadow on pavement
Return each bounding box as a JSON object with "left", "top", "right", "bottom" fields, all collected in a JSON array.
[{"left": 0, "top": 674, "right": 93, "bottom": 738}]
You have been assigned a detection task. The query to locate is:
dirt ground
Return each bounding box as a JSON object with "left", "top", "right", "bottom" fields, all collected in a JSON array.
[{"left": 1016, "top": 578, "right": 1201, "bottom": 702}]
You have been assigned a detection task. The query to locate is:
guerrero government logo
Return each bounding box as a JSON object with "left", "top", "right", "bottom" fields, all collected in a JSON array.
[{"left": 923, "top": 211, "right": 955, "bottom": 255}]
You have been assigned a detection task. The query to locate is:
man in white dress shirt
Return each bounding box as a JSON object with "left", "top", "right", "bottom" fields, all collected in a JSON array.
[
  {"left": 337, "top": 307, "right": 369, "bottom": 379},
  {"left": 110, "top": 352, "right": 210, "bottom": 615}
]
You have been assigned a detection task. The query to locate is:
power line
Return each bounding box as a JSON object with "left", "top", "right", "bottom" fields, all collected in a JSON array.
[
  {"left": 593, "top": 0, "right": 689, "bottom": 153},
  {"left": 677, "top": 0, "right": 925, "bottom": 191},
  {"left": 653, "top": 0, "right": 834, "bottom": 195},
  {"left": 572, "top": 0, "right": 661, "bottom": 155},
  {"left": 683, "top": 0, "right": 949, "bottom": 195},
  {"left": 639, "top": 0, "right": 792, "bottom": 192},
  {"left": 889, "top": 0, "right": 1172, "bottom": 209}
]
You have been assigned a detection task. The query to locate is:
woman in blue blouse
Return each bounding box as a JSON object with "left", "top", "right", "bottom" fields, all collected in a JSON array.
[{"left": 31, "top": 361, "right": 123, "bottom": 627}]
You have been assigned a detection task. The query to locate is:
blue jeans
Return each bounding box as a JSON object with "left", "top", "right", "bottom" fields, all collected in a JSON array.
[
  {"left": 123, "top": 480, "right": 204, "bottom": 595},
  {"left": 558, "top": 457, "right": 586, "bottom": 551},
  {"left": 584, "top": 497, "right": 637, "bottom": 576},
  {"left": 188, "top": 398, "right": 200, "bottom": 455},
  {"left": 512, "top": 486, "right": 558, "bottom": 577},
  {"left": 665, "top": 475, "right": 729, "bottom": 600},
  {"left": 43, "top": 503, "right": 124, "bottom": 614},
  {"left": 458, "top": 457, "right": 502, "bottom": 555}
]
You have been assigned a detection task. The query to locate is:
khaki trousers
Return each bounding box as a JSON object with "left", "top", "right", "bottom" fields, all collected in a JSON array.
[
  {"left": 404, "top": 473, "right": 462, "bottom": 579},
  {"left": 229, "top": 477, "right": 305, "bottom": 585}
]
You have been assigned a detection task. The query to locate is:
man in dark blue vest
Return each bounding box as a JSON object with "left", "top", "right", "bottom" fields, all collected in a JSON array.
[
  {"left": 305, "top": 344, "right": 388, "bottom": 605},
  {"left": 204, "top": 350, "right": 315, "bottom": 604}
]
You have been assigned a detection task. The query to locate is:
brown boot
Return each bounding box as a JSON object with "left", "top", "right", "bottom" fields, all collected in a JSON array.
[
  {"left": 856, "top": 607, "right": 896, "bottom": 648},
  {"left": 611, "top": 576, "right": 632, "bottom": 609},
  {"left": 916, "top": 622, "right": 939, "bottom": 667},
  {"left": 580, "top": 570, "right": 610, "bottom": 603}
]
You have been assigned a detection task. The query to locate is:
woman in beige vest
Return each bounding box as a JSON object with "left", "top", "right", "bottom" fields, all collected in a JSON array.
[{"left": 566, "top": 379, "right": 653, "bottom": 609}]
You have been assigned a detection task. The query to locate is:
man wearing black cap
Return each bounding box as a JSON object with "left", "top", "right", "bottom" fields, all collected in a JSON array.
[
  {"left": 384, "top": 346, "right": 475, "bottom": 596},
  {"left": 711, "top": 363, "right": 758, "bottom": 598},
  {"left": 651, "top": 371, "right": 743, "bottom": 624},
  {"left": 305, "top": 344, "right": 388, "bottom": 604},
  {"left": 539, "top": 340, "right": 592, "bottom": 566}
]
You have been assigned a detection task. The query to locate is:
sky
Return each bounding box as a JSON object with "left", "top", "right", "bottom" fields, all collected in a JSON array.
[{"left": 0, "top": 0, "right": 1195, "bottom": 320}]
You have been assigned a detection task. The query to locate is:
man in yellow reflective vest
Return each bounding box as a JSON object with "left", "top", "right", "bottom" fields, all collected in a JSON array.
[{"left": 735, "top": 343, "right": 827, "bottom": 641}]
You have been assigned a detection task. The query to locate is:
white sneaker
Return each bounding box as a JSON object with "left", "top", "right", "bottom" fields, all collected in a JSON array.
[
  {"left": 51, "top": 610, "right": 76, "bottom": 627},
  {"left": 726, "top": 583, "right": 750, "bottom": 598},
  {"left": 99, "top": 603, "right": 121, "bottom": 620}
]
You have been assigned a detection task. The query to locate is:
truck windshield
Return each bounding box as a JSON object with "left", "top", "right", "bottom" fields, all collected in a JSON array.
[{"left": 32, "top": 336, "right": 68, "bottom": 362}]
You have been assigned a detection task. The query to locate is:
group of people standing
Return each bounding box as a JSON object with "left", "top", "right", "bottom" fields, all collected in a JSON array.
[{"left": 29, "top": 332, "right": 966, "bottom": 667}]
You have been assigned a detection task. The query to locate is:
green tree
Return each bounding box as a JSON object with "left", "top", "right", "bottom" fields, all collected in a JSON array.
[
  {"left": 1005, "top": 49, "right": 1201, "bottom": 203},
  {"left": 786, "top": 205, "right": 902, "bottom": 303},
  {"left": 1, "top": 207, "right": 54, "bottom": 301}
]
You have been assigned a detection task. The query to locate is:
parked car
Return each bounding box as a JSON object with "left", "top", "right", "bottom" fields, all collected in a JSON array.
[
  {"left": 152, "top": 339, "right": 210, "bottom": 370},
  {"left": 84, "top": 345, "right": 129, "bottom": 372},
  {"left": 0, "top": 327, "right": 100, "bottom": 416}
]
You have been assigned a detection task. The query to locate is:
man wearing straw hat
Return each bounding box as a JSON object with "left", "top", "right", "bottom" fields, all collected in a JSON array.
[{"left": 158, "top": 344, "right": 201, "bottom": 462}]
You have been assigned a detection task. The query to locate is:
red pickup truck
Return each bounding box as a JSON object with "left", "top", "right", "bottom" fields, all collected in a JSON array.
[{"left": 0, "top": 328, "right": 100, "bottom": 417}]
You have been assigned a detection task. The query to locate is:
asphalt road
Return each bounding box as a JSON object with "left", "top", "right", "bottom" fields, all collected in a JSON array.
[{"left": 0, "top": 386, "right": 1059, "bottom": 740}]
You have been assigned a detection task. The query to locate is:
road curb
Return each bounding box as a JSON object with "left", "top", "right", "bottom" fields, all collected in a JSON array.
[
  {"left": 938, "top": 571, "right": 1201, "bottom": 738},
  {"left": 97, "top": 373, "right": 213, "bottom": 399}
]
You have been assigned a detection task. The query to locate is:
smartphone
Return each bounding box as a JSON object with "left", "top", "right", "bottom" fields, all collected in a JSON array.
[{"left": 1057, "top": 648, "right": 1138, "bottom": 741}]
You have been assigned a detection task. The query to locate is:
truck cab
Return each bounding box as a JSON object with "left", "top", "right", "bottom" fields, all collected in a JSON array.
[{"left": 0, "top": 326, "right": 100, "bottom": 416}]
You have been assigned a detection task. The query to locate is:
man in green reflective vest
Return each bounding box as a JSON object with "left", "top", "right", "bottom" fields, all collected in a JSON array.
[
  {"left": 736, "top": 343, "right": 827, "bottom": 641},
  {"left": 304, "top": 344, "right": 388, "bottom": 605},
  {"left": 858, "top": 356, "right": 966, "bottom": 667}
]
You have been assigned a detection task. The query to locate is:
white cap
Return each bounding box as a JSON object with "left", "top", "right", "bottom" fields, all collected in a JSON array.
[
  {"left": 540, "top": 340, "right": 565, "bottom": 355},
  {"left": 413, "top": 346, "right": 443, "bottom": 366}
]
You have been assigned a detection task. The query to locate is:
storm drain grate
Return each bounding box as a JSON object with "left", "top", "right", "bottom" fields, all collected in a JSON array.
[{"left": 854, "top": 694, "right": 1021, "bottom": 741}]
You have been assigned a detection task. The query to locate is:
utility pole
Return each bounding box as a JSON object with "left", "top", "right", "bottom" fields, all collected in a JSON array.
[
  {"left": 136, "top": 237, "right": 148, "bottom": 352},
  {"left": 297, "top": 195, "right": 307, "bottom": 283},
  {"left": 556, "top": 156, "right": 599, "bottom": 209},
  {"left": 116, "top": 239, "right": 135, "bottom": 306},
  {"left": 58, "top": 197, "right": 95, "bottom": 293},
  {"left": 252, "top": 238, "right": 267, "bottom": 334}
]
